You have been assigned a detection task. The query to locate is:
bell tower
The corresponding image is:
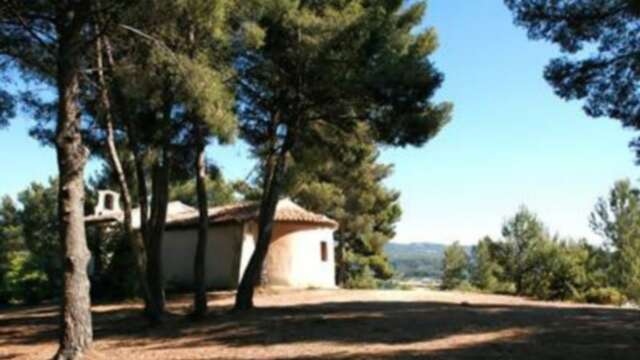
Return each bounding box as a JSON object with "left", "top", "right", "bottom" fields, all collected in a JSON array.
[{"left": 94, "top": 190, "right": 121, "bottom": 216}]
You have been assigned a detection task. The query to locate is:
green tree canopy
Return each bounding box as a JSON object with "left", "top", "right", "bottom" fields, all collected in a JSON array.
[
  {"left": 470, "top": 207, "right": 621, "bottom": 303},
  {"left": 1, "top": 2, "right": 133, "bottom": 355},
  {"left": 17, "top": 179, "right": 61, "bottom": 292},
  {"left": 169, "top": 166, "right": 236, "bottom": 208},
  {"left": 0, "top": 179, "right": 74, "bottom": 305},
  {"left": 0, "top": 87, "right": 15, "bottom": 128},
  {"left": 234, "top": 0, "right": 451, "bottom": 310},
  {"left": 85, "top": 0, "right": 241, "bottom": 322},
  {"left": 499, "top": 206, "right": 549, "bottom": 293},
  {"left": 288, "top": 123, "right": 400, "bottom": 284},
  {"left": 441, "top": 241, "right": 469, "bottom": 290},
  {"left": 471, "top": 236, "right": 504, "bottom": 291},
  {"left": 590, "top": 179, "right": 640, "bottom": 300},
  {"left": 0, "top": 196, "right": 23, "bottom": 302},
  {"left": 505, "top": 0, "right": 640, "bottom": 159}
]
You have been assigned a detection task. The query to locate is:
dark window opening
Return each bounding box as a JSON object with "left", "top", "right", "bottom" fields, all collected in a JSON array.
[
  {"left": 104, "top": 194, "right": 114, "bottom": 211},
  {"left": 320, "top": 241, "right": 328, "bottom": 262}
]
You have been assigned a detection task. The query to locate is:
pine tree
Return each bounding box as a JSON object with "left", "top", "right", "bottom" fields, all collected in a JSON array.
[
  {"left": 287, "top": 123, "right": 400, "bottom": 285},
  {"left": 169, "top": 168, "right": 236, "bottom": 208},
  {"left": 500, "top": 206, "right": 548, "bottom": 293},
  {"left": 89, "top": 0, "right": 237, "bottom": 321},
  {"left": 233, "top": 0, "right": 451, "bottom": 311},
  {"left": 0, "top": 68, "right": 14, "bottom": 128},
  {"left": 441, "top": 242, "right": 469, "bottom": 290},
  {"left": 505, "top": 0, "right": 640, "bottom": 160},
  {"left": 161, "top": 0, "right": 237, "bottom": 320},
  {"left": 17, "top": 180, "right": 61, "bottom": 292},
  {"left": 471, "top": 236, "right": 503, "bottom": 291},
  {"left": 90, "top": 27, "right": 152, "bottom": 310},
  {"left": 0, "top": 196, "right": 23, "bottom": 303},
  {"left": 0, "top": 2, "right": 129, "bottom": 357},
  {"left": 590, "top": 179, "right": 640, "bottom": 300}
]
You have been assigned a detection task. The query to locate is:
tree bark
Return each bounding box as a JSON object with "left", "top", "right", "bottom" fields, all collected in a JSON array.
[
  {"left": 234, "top": 133, "right": 292, "bottom": 311},
  {"left": 95, "top": 35, "right": 151, "bottom": 306},
  {"left": 192, "top": 129, "right": 209, "bottom": 318},
  {"left": 54, "top": 17, "right": 93, "bottom": 359},
  {"left": 126, "top": 123, "right": 156, "bottom": 318},
  {"left": 144, "top": 149, "right": 170, "bottom": 323}
]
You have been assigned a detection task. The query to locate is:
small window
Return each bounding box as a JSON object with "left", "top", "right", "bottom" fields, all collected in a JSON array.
[
  {"left": 320, "top": 241, "right": 328, "bottom": 262},
  {"left": 104, "top": 194, "right": 114, "bottom": 210}
]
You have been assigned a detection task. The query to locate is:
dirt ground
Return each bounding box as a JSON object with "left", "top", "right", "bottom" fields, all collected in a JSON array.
[{"left": 1, "top": 288, "right": 639, "bottom": 360}]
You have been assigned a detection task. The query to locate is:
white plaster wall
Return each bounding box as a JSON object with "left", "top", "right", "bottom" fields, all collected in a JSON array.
[
  {"left": 244, "top": 222, "right": 336, "bottom": 288},
  {"left": 287, "top": 226, "right": 335, "bottom": 288},
  {"left": 162, "top": 221, "right": 336, "bottom": 290},
  {"left": 163, "top": 223, "right": 243, "bottom": 289},
  {"left": 162, "top": 229, "right": 197, "bottom": 287}
]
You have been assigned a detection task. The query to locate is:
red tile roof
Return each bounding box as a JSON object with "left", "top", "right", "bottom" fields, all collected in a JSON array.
[
  {"left": 87, "top": 199, "right": 338, "bottom": 229},
  {"left": 172, "top": 198, "right": 338, "bottom": 228}
]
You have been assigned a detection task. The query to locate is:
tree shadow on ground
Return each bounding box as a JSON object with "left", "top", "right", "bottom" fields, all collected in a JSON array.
[
  {"left": 1, "top": 295, "right": 639, "bottom": 359},
  {"left": 152, "top": 301, "right": 640, "bottom": 359}
]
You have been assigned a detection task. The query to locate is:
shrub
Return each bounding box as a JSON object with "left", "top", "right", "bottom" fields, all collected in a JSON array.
[
  {"left": 344, "top": 265, "right": 378, "bottom": 289},
  {"left": 454, "top": 281, "right": 478, "bottom": 293},
  {"left": 583, "top": 287, "right": 627, "bottom": 306},
  {"left": 378, "top": 280, "right": 413, "bottom": 290},
  {"left": 489, "top": 281, "right": 516, "bottom": 295},
  {"left": 367, "top": 254, "right": 394, "bottom": 280},
  {"left": 4, "top": 252, "right": 50, "bottom": 304}
]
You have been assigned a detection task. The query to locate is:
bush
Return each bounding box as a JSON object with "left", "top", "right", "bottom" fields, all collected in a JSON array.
[
  {"left": 344, "top": 265, "right": 378, "bottom": 289},
  {"left": 489, "top": 281, "right": 516, "bottom": 295},
  {"left": 582, "top": 287, "right": 627, "bottom": 306},
  {"left": 453, "top": 281, "right": 478, "bottom": 292},
  {"left": 367, "top": 254, "right": 394, "bottom": 280},
  {"left": 378, "top": 280, "right": 413, "bottom": 290},
  {"left": 4, "top": 252, "right": 50, "bottom": 304}
]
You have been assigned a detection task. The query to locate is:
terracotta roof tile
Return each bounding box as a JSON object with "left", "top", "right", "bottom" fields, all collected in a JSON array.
[{"left": 87, "top": 199, "right": 338, "bottom": 229}]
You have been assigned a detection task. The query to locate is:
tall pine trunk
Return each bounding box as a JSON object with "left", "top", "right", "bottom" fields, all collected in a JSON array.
[
  {"left": 132, "top": 148, "right": 153, "bottom": 316},
  {"left": 99, "top": 32, "right": 168, "bottom": 324},
  {"left": 234, "top": 134, "right": 291, "bottom": 311},
  {"left": 54, "top": 23, "right": 93, "bottom": 360},
  {"left": 192, "top": 130, "right": 209, "bottom": 317},
  {"left": 193, "top": 129, "right": 209, "bottom": 317},
  {"left": 145, "top": 150, "right": 170, "bottom": 323},
  {"left": 95, "top": 35, "right": 151, "bottom": 306}
]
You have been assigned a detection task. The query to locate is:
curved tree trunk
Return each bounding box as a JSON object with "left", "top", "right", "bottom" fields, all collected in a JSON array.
[
  {"left": 108, "top": 36, "right": 154, "bottom": 316},
  {"left": 234, "top": 133, "right": 292, "bottom": 311},
  {"left": 54, "top": 24, "right": 93, "bottom": 360},
  {"left": 192, "top": 130, "right": 209, "bottom": 318},
  {"left": 96, "top": 35, "right": 151, "bottom": 306}
]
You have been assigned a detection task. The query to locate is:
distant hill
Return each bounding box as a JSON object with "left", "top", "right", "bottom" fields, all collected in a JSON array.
[
  {"left": 385, "top": 242, "right": 448, "bottom": 257},
  {"left": 385, "top": 242, "right": 472, "bottom": 279}
]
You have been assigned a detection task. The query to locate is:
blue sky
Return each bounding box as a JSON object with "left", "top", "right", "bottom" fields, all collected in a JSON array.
[{"left": 0, "top": 0, "right": 637, "bottom": 245}]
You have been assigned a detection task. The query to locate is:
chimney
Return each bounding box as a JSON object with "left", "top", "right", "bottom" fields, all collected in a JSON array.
[{"left": 95, "top": 190, "right": 122, "bottom": 216}]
